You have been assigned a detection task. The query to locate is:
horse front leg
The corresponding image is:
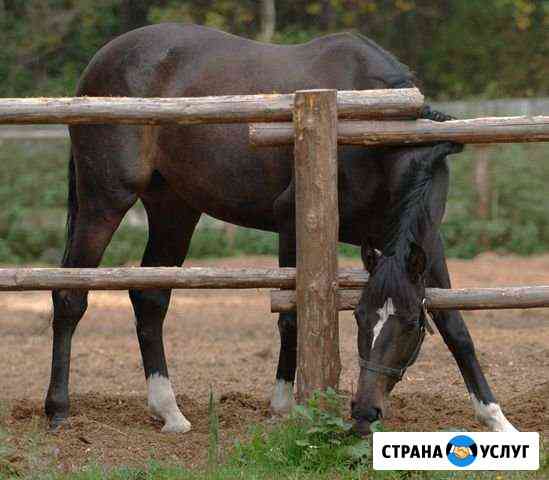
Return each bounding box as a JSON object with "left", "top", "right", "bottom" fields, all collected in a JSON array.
[
  {"left": 271, "top": 183, "right": 297, "bottom": 415},
  {"left": 428, "top": 235, "right": 517, "bottom": 432}
]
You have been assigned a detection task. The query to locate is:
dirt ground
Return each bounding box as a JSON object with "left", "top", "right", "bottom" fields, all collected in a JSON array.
[{"left": 1, "top": 254, "right": 548, "bottom": 474}]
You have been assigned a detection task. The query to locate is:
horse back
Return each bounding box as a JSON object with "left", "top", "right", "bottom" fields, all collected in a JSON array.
[
  {"left": 76, "top": 23, "right": 413, "bottom": 98},
  {"left": 71, "top": 24, "right": 414, "bottom": 235}
]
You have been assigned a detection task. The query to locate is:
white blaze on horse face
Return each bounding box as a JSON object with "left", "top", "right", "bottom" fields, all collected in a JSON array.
[
  {"left": 373, "top": 298, "right": 395, "bottom": 348},
  {"left": 270, "top": 379, "right": 295, "bottom": 415},
  {"left": 470, "top": 395, "right": 518, "bottom": 432},
  {"left": 147, "top": 373, "right": 192, "bottom": 433}
]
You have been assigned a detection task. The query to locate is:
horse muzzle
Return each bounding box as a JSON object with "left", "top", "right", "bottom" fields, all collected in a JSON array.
[{"left": 351, "top": 404, "right": 383, "bottom": 436}]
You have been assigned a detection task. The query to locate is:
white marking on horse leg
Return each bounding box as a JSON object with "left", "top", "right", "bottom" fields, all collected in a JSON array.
[
  {"left": 270, "top": 379, "right": 295, "bottom": 415},
  {"left": 147, "top": 373, "right": 191, "bottom": 433},
  {"left": 373, "top": 298, "right": 395, "bottom": 347},
  {"left": 470, "top": 395, "right": 518, "bottom": 432}
]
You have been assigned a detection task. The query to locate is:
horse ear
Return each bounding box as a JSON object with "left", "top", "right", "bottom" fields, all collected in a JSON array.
[
  {"left": 361, "top": 244, "right": 381, "bottom": 273},
  {"left": 407, "top": 242, "right": 426, "bottom": 283}
]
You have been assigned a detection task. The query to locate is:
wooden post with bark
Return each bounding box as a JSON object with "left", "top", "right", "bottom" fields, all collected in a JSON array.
[{"left": 293, "top": 89, "right": 341, "bottom": 402}]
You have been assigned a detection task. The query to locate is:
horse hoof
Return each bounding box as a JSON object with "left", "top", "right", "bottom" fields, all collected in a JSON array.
[
  {"left": 270, "top": 399, "right": 294, "bottom": 416},
  {"left": 270, "top": 380, "right": 295, "bottom": 416},
  {"left": 160, "top": 414, "right": 192, "bottom": 433},
  {"left": 48, "top": 414, "right": 69, "bottom": 433}
]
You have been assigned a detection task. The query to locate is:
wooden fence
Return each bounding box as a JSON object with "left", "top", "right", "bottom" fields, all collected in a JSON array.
[
  {"left": 1, "top": 88, "right": 548, "bottom": 400},
  {"left": 3, "top": 97, "right": 546, "bottom": 246}
]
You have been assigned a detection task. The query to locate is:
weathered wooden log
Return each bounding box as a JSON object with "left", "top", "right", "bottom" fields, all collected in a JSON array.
[
  {"left": 294, "top": 89, "right": 341, "bottom": 401},
  {"left": 250, "top": 115, "right": 549, "bottom": 147},
  {"left": 271, "top": 286, "right": 549, "bottom": 313},
  {"left": 0, "top": 89, "right": 423, "bottom": 125},
  {"left": 0, "top": 267, "right": 368, "bottom": 291}
]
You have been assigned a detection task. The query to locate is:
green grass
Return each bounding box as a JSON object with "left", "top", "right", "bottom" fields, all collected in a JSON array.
[{"left": 2, "top": 391, "right": 546, "bottom": 480}]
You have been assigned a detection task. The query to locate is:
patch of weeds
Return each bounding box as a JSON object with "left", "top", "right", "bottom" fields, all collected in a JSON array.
[
  {"left": 0, "top": 428, "right": 20, "bottom": 478},
  {"left": 290, "top": 388, "right": 371, "bottom": 468},
  {"left": 229, "top": 388, "right": 370, "bottom": 478},
  {"left": 23, "top": 416, "right": 48, "bottom": 475},
  {"left": 537, "top": 442, "right": 548, "bottom": 477},
  {"left": 0, "top": 402, "right": 21, "bottom": 479}
]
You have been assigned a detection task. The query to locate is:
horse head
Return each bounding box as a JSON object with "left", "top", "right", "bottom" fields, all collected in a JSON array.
[
  {"left": 351, "top": 142, "right": 463, "bottom": 436},
  {"left": 352, "top": 243, "right": 430, "bottom": 435}
]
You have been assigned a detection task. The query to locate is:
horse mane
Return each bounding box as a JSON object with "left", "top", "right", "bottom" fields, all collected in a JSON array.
[
  {"left": 367, "top": 149, "right": 444, "bottom": 310},
  {"left": 366, "top": 255, "right": 419, "bottom": 312},
  {"left": 352, "top": 32, "right": 416, "bottom": 87},
  {"left": 383, "top": 150, "right": 441, "bottom": 264}
]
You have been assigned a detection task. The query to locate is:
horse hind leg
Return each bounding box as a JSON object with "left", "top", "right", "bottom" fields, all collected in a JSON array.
[
  {"left": 271, "top": 184, "right": 297, "bottom": 415},
  {"left": 46, "top": 155, "right": 137, "bottom": 429},
  {"left": 129, "top": 177, "right": 200, "bottom": 433}
]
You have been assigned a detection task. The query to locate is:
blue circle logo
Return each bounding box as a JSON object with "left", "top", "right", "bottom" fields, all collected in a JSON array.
[{"left": 446, "top": 435, "right": 478, "bottom": 467}]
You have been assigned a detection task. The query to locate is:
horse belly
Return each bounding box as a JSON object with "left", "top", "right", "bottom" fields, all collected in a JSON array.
[{"left": 156, "top": 124, "right": 292, "bottom": 231}]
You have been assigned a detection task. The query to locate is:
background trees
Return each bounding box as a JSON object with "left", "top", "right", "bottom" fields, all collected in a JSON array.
[
  {"left": 0, "top": 1, "right": 548, "bottom": 264},
  {"left": 0, "top": 0, "right": 547, "bottom": 98}
]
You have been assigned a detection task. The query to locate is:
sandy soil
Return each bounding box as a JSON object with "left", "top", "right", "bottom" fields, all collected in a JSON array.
[{"left": 1, "top": 254, "right": 548, "bottom": 473}]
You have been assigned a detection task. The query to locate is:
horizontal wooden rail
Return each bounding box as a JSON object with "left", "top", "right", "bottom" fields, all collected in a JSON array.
[
  {"left": 271, "top": 286, "right": 549, "bottom": 313},
  {"left": 0, "top": 267, "right": 368, "bottom": 291},
  {"left": 0, "top": 89, "right": 423, "bottom": 125},
  {"left": 2, "top": 266, "right": 549, "bottom": 313},
  {"left": 250, "top": 115, "right": 549, "bottom": 147}
]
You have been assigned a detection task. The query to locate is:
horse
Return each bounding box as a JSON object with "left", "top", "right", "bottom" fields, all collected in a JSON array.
[{"left": 45, "top": 23, "right": 516, "bottom": 434}]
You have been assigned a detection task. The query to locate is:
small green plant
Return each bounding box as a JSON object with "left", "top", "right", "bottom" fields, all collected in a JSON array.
[
  {"left": 207, "top": 389, "right": 220, "bottom": 471},
  {"left": 231, "top": 388, "right": 370, "bottom": 477},
  {"left": 291, "top": 388, "right": 370, "bottom": 466}
]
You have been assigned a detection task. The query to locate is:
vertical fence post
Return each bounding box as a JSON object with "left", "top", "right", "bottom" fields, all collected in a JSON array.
[{"left": 293, "top": 89, "right": 341, "bottom": 402}]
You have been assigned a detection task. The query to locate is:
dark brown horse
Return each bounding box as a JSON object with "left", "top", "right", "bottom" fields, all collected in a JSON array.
[{"left": 46, "top": 24, "right": 516, "bottom": 434}]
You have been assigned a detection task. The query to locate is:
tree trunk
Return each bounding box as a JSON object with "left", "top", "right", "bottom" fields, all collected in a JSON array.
[
  {"left": 119, "top": 0, "right": 149, "bottom": 33},
  {"left": 223, "top": 222, "right": 238, "bottom": 250},
  {"left": 258, "top": 0, "right": 276, "bottom": 42},
  {"left": 3, "top": 0, "right": 23, "bottom": 16},
  {"left": 320, "top": 0, "right": 337, "bottom": 31}
]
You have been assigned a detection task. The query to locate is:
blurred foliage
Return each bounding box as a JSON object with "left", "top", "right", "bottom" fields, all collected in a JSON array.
[
  {"left": 0, "top": 0, "right": 547, "bottom": 99},
  {"left": 0, "top": 1, "right": 548, "bottom": 264},
  {"left": 444, "top": 143, "right": 549, "bottom": 258},
  {"left": 1, "top": 140, "right": 549, "bottom": 265}
]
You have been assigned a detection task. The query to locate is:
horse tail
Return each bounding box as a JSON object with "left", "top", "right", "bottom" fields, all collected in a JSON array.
[{"left": 62, "top": 150, "right": 78, "bottom": 266}]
